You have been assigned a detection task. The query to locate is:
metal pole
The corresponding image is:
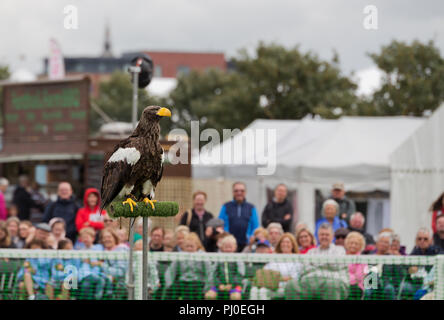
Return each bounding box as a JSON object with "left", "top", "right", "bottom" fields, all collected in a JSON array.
[
  {"left": 142, "top": 216, "right": 149, "bottom": 300},
  {"left": 127, "top": 64, "right": 141, "bottom": 300}
]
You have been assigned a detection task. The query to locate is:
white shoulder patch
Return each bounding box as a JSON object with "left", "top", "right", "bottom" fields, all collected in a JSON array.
[
  {"left": 108, "top": 147, "right": 141, "bottom": 165},
  {"left": 161, "top": 148, "right": 165, "bottom": 163}
]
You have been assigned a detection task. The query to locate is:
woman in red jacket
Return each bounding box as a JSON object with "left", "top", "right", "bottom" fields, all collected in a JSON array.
[
  {"left": 75, "top": 188, "right": 107, "bottom": 233},
  {"left": 430, "top": 192, "right": 444, "bottom": 234}
]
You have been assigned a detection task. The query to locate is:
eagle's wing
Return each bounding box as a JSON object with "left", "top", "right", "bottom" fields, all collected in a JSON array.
[
  {"left": 152, "top": 147, "right": 164, "bottom": 186},
  {"left": 100, "top": 138, "right": 138, "bottom": 210}
]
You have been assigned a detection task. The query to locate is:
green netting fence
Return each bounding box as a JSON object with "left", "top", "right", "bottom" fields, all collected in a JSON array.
[{"left": 0, "top": 249, "right": 443, "bottom": 300}]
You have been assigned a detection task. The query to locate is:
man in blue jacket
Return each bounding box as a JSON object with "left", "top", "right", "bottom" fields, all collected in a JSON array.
[{"left": 218, "top": 182, "right": 259, "bottom": 252}]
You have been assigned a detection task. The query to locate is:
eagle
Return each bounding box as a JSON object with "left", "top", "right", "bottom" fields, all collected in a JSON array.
[{"left": 100, "top": 105, "right": 171, "bottom": 212}]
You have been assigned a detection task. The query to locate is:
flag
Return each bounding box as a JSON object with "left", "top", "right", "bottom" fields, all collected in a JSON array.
[{"left": 48, "top": 38, "right": 65, "bottom": 79}]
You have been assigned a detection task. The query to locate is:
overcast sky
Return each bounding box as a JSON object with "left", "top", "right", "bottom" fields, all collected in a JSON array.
[{"left": 1, "top": 0, "right": 444, "bottom": 86}]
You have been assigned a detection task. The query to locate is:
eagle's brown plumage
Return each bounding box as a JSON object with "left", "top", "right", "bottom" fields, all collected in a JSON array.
[{"left": 100, "top": 106, "right": 170, "bottom": 211}]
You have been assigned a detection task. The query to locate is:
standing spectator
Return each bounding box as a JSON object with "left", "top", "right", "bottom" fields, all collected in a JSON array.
[
  {"left": 179, "top": 191, "right": 213, "bottom": 244},
  {"left": 0, "top": 224, "right": 16, "bottom": 248},
  {"left": 285, "top": 223, "right": 349, "bottom": 300},
  {"left": 219, "top": 182, "right": 259, "bottom": 252},
  {"left": 75, "top": 188, "right": 106, "bottom": 233},
  {"left": 13, "top": 175, "right": 43, "bottom": 220},
  {"left": 48, "top": 218, "right": 66, "bottom": 249},
  {"left": 17, "top": 221, "right": 34, "bottom": 248},
  {"left": 433, "top": 215, "right": 444, "bottom": 251},
  {"left": 328, "top": 182, "right": 356, "bottom": 222},
  {"left": 43, "top": 182, "right": 80, "bottom": 242},
  {"left": 149, "top": 226, "right": 165, "bottom": 252},
  {"left": 0, "top": 178, "right": 9, "bottom": 221},
  {"left": 296, "top": 227, "right": 316, "bottom": 254},
  {"left": 6, "top": 217, "right": 20, "bottom": 247},
  {"left": 267, "top": 223, "right": 283, "bottom": 250},
  {"left": 28, "top": 182, "right": 48, "bottom": 223},
  {"left": 344, "top": 231, "right": 367, "bottom": 300},
  {"left": 315, "top": 199, "right": 347, "bottom": 244},
  {"left": 347, "top": 212, "right": 375, "bottom": 251},
  {"left": 430, "top": 191, "right": 444, "bottom": 234},
  {"left": 261, "top": 184, "right": 293, "bottom": 232}
]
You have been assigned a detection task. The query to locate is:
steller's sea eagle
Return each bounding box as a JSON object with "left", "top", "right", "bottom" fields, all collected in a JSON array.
[{"left": 100, "top": 105, "right": 171, "bottom": 212}]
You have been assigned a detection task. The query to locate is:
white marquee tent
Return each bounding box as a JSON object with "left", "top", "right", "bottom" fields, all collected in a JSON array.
[
  {"left": 390, "top": 105, "right": 444, "bottom": 250},
  {"left": 193, "top": 116, "right": 424, "bottom": 233}
]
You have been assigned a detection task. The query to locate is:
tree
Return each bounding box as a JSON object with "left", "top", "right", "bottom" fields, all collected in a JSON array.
[
  {"left": 92, "top": 71, "right": 169, "bottom": 134},
  {"left": 361, "top": 40, "right": 444, "bottom": 116},
  {"left": 170, "top": 42, "right": 358, "bottom": 137}
]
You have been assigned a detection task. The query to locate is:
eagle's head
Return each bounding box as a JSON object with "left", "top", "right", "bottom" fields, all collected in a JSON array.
[{"left": 142, "top": 105, "right": 172, "bottom": 121}]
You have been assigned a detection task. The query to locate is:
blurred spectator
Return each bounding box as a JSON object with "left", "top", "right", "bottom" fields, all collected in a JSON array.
[
  {"left": 6, "top": 217, "right": 20, "bottom": 247},
  {"left": 295, "top": 222, "right": 308, "bottom": 235},
  {"left": 48, "top": 218, "right": 66, "bottom": 249},
  {"left": 347, "top": 212, "right": 375, "bottom": 251},
  {"left": 0, "top": 224, "right": 16, "bottom": 248},
  {"left": 149, "top": 226, "right": 164, "bottom": 252},
  {"left": 328, "top": 182, "right": 356, "bottom": 222},
  {"left": 133, "top": 217, "right": 152, "bottom": 242},
  {"left": 334, "top": 228, "right": 350, "bottom": 247},
  {"left": 267, "top": 222, "right": 283, "bottom": 250},
  {"left": 203, "top": 218, "right": 224, "bottom": 252},
  {"left": 28, "top": 182, "right": 48, "bottom": 223},
  {"left": 7, "top": 204, "right": 18, "bottom": 218},
  {"left": 286, "top": 223, "right": 348, "bottom": 300},
  {"left": 173, "top": 225, "right": 190, "bottom": 252},
  {"left": 100, "top": 228, "right": 126, "bottom": 251},
  {"left": 34, "top": 223, "right": 51, "bottom": 247},
  {"left": 163, "top": 229, "right": 174, "bottom": 252},
  {"left": 253, "top": 239, "right": 273, "bottom": 254},
  {"left": 75, "top": 188, "right": 106, "bottom": 233},
  {"left": 179, "top": 191, "right": 213, "bottom": 243},
  {"left": 433, "top": 215, "right": 444, "bottom": 251},
  {"left": 242, "top": 227, "right": 269, "bottom": 253},
  {"left": 430, "top": 192, "right": 444, "bottom": 234},
  {"left": 261, "top": 184, "right": 293, "bottom": 232},
  {"left": 219, "top": 182, "right": 259, "bottom": 252},
  {"left": 187, "top": 232, "right": 206, "bottom": 252},
  {"left": 215, "top": 232, "right": 233, "bottom": 252},
  {"left": 13, "top": 175, "right": 44, "bottom": 221},
  {"left": 296, "top": 227, "right": 316, "bottom": 254},
  {"left": 0, "top": 177, "right": 9, "bottom": 221},
  {"left": 76, "top": 227, "right": 103, "bottom": 251},
  {"left": 205, "top": 235, "right": 243, "bottom": 300},
  {"left": 116, "top": 228, "right": 129, "bottom": 248},
  {"left": 410, "top": 227, "right": 442, "bottom": 255},
  {"left": 17, "top": 220, "right": 34, "bottom": 248},
  {"left": 344, "top": 231, "right": 367, "bottom": 300},
  {"left": 103, "top": 215, "right": 118, "bottom": 230},
  {"left": 315, "top": 199, "right": 347, "bottom": 243},
  {"left": 43, "top": 182, "right": 80, "bottom": 242},
  {"left": 390, "top": 233, "right": 406, "bottom": 255},
  {"left": 371, "top": 231, "right": 391, "bottom": 255}
]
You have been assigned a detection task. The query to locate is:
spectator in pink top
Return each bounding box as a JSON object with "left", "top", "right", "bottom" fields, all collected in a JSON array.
[
  {"left": 344, "top": 231, "right": 367, "bottom": 300},
  {"left": 0, "top": 178, "right": 9, "bottom": 221}
]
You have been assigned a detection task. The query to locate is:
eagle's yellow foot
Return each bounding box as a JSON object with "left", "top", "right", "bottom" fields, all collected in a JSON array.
[
  {"left": 143, "top": 198, "right": 157, "bottom": 210},
  {"left": 122, "top": 198, "right": 138, "bottom": 212}
]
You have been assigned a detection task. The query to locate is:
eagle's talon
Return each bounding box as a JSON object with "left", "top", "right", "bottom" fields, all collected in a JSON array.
[
  {"left": 143, "top": 198, "right": 157, "bottom": 210},
  {"left": 122, "top": 198, "right": 138, "bottom": 212}
]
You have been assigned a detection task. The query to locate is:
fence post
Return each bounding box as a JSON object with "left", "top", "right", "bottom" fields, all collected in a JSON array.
[{"left": 134, "top": 251, "right": 143, "bottom": 300}]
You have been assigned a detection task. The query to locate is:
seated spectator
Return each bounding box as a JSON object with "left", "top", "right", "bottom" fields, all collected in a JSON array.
[
  {"left": 149, "top": 226, "right": 165, "bottom": 252},
  {"left": 6, "top": 217, "right": 20, "bottom": 247},
  {"left": 164, "top": 233, "right": 212, "bottom": 299},
  {"left": 411, "top": 227, "right": 442, "bottom": 255},
  {"left": 315, "top": 199, "right": 347, "bottom": 244},
  {"left": 285, "top": 223, "right": 349, "bottom": 300},
  {"left": 433, "top": 215, "right": 444, "bottom": 251},
  {"left": 101, "top": 228, "right": 127, "bottom": 252},
  {"left": 242, "top": 227, "right": 269, "bottom": 253},
  {"left": 163, "top": 229, "right": 174, "bottom": 252},
  {"left": 334, "top": 228, "right": 350, "bottom": 247},
  {"left": 188, "top": 232, "right": 206, "bottom": 252},
  {"left": 203, "top": 218, "right": 224, "bottom": 252},
  {"left": 33, "top": 223, "right": 51, "bottom": 248},
  {"left": 17, "top": 239, "right": 50, "bottom": 300},
  {"left": 219, "top": 182, "right": 259, "bottom": 252},
  {"left": 430, "top": 191, "right": 444, "bottom": 234},
  {"left": 328, "top": 182, "right": 356, "bottom": 223},
  {"left": 133, "top": 217, "right": 152, "bottom": 242},
  {"left": 347, "top": 212, "right": 375, "bottom": 251},
  {"left": 180, "top": 191, "right": 213, "bottom": 244},
  {"left": 261, "top": 184, "right": 293, "bottom": 232},
  {"left": 173, "top": 225, "right": 190, "bottom": 252},
  {"left": 215, "top": 232, "right": 232, "bottom": 252},
  {"left": 76, "top": 227, "right": 103, "bottom": 251},
  {"left": 17, "top": 221, "right": 34, "bottom": 249},
  {"left": 75, "top": 188, "right": 106, "bottom": 233},
  {"left": 48, "top": 218, "right": 66, "bottom": 249},
  {"left": 0, "top": 224, "right": 16, "bottom": 248},
  {"left": 116, "top": 228, "right": 130, "bottom": 248},
  {"left": 254, "top": 239, "right": 273, "bottom": 254},
  {"left": 205, "top": 235, "right": 244, "bottom": 300},
  {"left": 7, "top": 204, "right": 19, "bottom": 218},
  {"left": 296, "top": 227, "right": 316, "bottom": 254},
  {"left": 251, "top": 233, "right": 301, "bottom": 300},
  {"left": 344, "top": 231, "right": 367, "bottom": 300},
  {"left": 295, "top": 222, "right": 308, "bottom": 235},
  {"left": 390, "top": 233, "right": 406, "bottom": 255},
  {"left": 103, "top": 215, "right": 119, "bottom": 230},
  {"left": 267, "top": 222, "right": 283, "bottom": 250}
]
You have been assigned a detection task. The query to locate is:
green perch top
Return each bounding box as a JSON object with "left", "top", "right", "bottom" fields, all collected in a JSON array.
[{"left": 108, "top": 201, "right": 179, "bottom": 218}]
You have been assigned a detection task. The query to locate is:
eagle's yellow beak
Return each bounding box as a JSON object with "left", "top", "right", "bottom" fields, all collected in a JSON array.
[{"left": 156, "top": 107, "right": 171, "bottom": 117}]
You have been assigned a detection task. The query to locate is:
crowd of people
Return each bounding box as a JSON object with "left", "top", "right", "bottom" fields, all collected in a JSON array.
[{"left": 0, "top": 176, "right": 443, "bottom": 300}]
